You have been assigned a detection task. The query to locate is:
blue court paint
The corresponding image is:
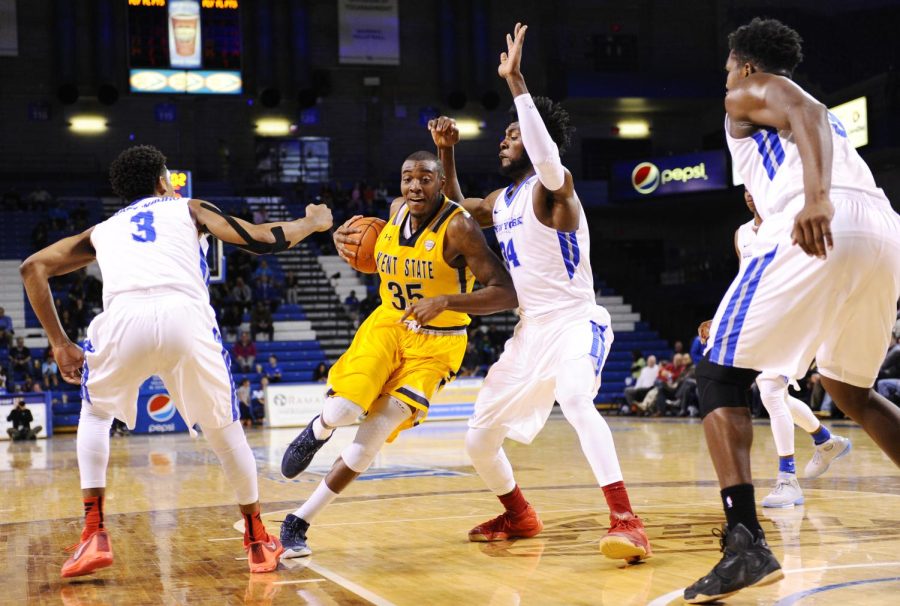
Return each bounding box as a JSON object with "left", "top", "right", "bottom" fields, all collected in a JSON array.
[{"left": 773, "top": 576, "right": 900, "bottom": 606}]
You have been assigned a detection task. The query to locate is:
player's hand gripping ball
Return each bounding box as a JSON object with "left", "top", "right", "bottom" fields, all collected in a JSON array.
[{"left": 334, "top": 216, "right": 386, "bottom": 273}]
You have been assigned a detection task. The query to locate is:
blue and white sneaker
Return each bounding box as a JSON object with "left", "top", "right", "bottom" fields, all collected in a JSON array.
[
  {"left": 804, "top": 435, "right": 851, "bottom": 479},
  {"left": 761, "top": 473, "right": 804, "bottom": 508},
  {"left": 281, "top": 415, "right": 331, "bottom": 479},
  {"left": 280, "top": 514, "right": 311, "bottom": 558}
]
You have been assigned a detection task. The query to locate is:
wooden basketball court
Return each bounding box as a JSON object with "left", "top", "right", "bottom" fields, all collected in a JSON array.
[{"left": 2, "top": 416, "right": 898, "bottom": 605}]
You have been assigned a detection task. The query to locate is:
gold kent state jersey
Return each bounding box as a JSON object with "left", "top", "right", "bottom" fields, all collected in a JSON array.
[{"left": 374, "top": 197, "right": 475, "bottom": 329}]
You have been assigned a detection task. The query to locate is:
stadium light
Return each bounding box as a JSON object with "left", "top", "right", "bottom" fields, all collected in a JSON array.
[
  {"left": 617, "top": 119, "right": 650, "bottom": 138},
  {"left": 456, "top": 119, "right": 484, "bottom": 139},
  {"left": 69, "top": 115, "right": 108, "bottom": 134},
  {"left": 256, "top": 118, "right": 292, "bottom": 136}
]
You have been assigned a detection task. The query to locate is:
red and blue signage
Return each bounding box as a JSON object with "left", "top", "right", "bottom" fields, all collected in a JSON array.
[
  {"left": 133, "top": 377, "right": 190, "bottom": 434},
  {"left": 612, "top": 150, "right": 728, "bottom": 201}
]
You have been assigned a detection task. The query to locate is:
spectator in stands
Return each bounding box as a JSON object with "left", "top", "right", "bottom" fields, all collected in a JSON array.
[
  {"left": 232, "top": 332, "right": 257, "bottom": 373},
  {"left": 344, "top": 290, "right": 360, "bottom": 312},
  {"left": 253, "top": 259, "right": 273, "bottom": 281},
  {"left": 875, "top": 336, "right": 900, "bottom": 405},
  {"left": 459, "top": 340, "right": 482, "bottom": 377},
  {"left": 31, "top": 220, "right": 49, "bottom": 251},
  {"left": 60, "top": 309, "right": 80, "bottom": 343},
  {"left": 10, "top": 337, "right": 32, "bottom": 377},
  {"left": 0, "top": 367, "right": 7, "bottom": 394},
  {"left": 624, "top": 355, "right": 658, "bottom": 411},
  {"left": 26, "top": 187, "right": 53, "bottom": 211},
  {"left": 313, "top": 362, "right": 328, "bottom": 383},
  {"left": 651, "top": 354, "right": 691, "bottom": 417},
  {"left": 630, "top": 349, "right": 646, "bottom": 380},
  {"left": 250, "top": 301, "right": 275, "bottom": 342},
  {"left": 672, "top": 340, "right": 685, "bottom": 355},
  {"left": 284, "top": 271, "right": 301, "bottom": 305},
  {"left": 6, "top": 399, "right": 42, "bottom": 440},
  {"left": 253, "top": 275, "right": 280, "bottom": 312},
  {"left": 0, "top": 306, "right": 13, "bottom": 348},
  {"left": 251, "top": 377, "right": 268, "bottom": 425},
  {"left": 237, "top": 378, "right": 253, "bottom": 428},
  {"left": 690, "top": 320, "right": 712, "bottom": 366},
  {"left": 71, "top": 202, "right": 89, "bottom": 230},
  {"left": 263, "top": 355, "right": 282, "bottom": 383},
  {"left": 221, "top": 304, "right": 243, "bottom": 341},
  {"left": 41, "top": 354, "right": 59, "bottom": 390},
  {"left": 231, "top": 277, "right": 253, "bottom": 312}
]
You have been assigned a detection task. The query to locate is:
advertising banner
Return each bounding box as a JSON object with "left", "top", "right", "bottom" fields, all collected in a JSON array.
[
  {"left": 338, "top": 0, "right": 400, "bottom": 66},
  {"left": 612, "top": 150, "right": 728, "bottom": 200},
  {"left": 132, "top": 377, "right": 190, "bottom": 434}
]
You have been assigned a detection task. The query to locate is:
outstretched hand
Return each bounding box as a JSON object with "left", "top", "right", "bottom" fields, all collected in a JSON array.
[
  {"left": 428, "top": 116, "right": 459, "bottom": 148},
  {"left": 498, "top": 22, "right": 528, "bottom": 80}
]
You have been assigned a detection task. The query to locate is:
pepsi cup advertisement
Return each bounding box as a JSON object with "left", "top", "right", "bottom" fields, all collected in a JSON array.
[
  {"left": 612, "top": 150, "right": 728, "bottom": 201},
  {"left": 133, "top": 376, "right": 189, "bottom": 434}
]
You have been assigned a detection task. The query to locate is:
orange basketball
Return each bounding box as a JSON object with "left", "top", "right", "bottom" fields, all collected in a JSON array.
[{"left": 345, "top": 217, "right": 386, "bottom": 273}]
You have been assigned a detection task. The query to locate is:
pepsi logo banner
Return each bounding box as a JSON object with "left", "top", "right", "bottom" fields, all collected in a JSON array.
[{"left": 612, "top": 151, "right": 728, "bottom": 200}]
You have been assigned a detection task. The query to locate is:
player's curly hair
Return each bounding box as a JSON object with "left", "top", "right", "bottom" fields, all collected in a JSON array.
[
  {"left": 508, "top": 96, "right": 576, "bottom": 156},
  {"left": 728, "top": 18, "right": 803, "bottom": 76},
  {"left": 109, "top": 145, "right": 167, "bottom": 201}
]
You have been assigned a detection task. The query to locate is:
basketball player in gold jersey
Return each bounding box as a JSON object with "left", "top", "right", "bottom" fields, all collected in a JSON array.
[{"left": 279, "top": 150, "right": 517, "bottom": 557}]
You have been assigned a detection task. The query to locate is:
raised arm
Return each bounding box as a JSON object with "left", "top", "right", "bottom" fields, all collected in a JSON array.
[
  {"left": 499, "top": 23, "right": 579, "bottom": 231},
  {"left": 428, "top": 116, "right": 495, "bottom": 228},
  {"left": 189, "top": 200, "right": 332, "bottom": 255},
  {"left": 726, "top": 74, "right": 833, "bottom": 258},
  {"left": 400, "top": 213, "right": 517, "bottom": 325},
  {"left": 19, "top": 228, "right": 97, "bottom": 384}
]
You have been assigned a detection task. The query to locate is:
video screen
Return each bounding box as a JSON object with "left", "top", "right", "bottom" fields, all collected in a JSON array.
[{"left": 128, "top": 0, "right": 242, "bottom": 95}]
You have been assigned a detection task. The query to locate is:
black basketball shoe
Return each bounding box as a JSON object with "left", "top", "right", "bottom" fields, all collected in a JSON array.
[
  {"left": 280, "top": 514, "right": 311, "bottom": 558},
  {"left": 683, "top": 523, "right": 783, "bottom": 604},
  {"left": 281, "top": 415, "right": 331, "bottom": 478}
]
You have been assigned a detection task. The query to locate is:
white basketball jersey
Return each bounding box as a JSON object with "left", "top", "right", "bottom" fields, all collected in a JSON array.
[
  {"left": 492, "top": 175, "right": 595, "bottom": 317},
  {"left": 726, "top": 111, "right": 885, "bottom": 220},
  {"left": 91, "top": 196, "right": 210, "bottom": 308},
  {"left": 736, "top": 220, "right": 757, "bottom": 262}
]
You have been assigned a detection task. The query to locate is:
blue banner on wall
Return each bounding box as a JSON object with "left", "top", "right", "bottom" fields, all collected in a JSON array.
[{"left": 612, "top": 150, "right": 728, "bottom": 201}]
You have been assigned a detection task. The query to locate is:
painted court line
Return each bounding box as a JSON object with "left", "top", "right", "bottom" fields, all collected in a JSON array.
[
  {"left": 646, "top": 561, "right": 900, "bottom": 606},
  {"left": 305, "top": 560, "right": 397, "bottom": 606},
  {"left": 272, "top": 579, "right": 326, "bottom": 586},
  {"left": 207, "top": 536, "right": 243, "bottom": 542}
]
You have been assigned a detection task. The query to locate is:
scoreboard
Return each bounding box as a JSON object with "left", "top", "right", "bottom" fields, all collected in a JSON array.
[{"left": 128, "top": 0, "right": 242, "bottom": 95}]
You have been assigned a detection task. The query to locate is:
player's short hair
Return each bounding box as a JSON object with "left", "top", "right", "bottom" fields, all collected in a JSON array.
[
  {"left": 508, "top": 96, "right": 576, "bottom": 156},
  {"left": 403, "top": 150, "right": 445, "bottom": 178},
  {"left": 109, "top": 145, "right": 167, "bottom": 201},
  {"left": 728, "top": 18, "right": 804, "bottom": 76}
]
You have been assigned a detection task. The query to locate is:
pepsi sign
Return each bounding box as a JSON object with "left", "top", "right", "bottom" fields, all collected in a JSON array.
[
  {"left": 133, "top": 380, "right": 190, "bottom": 434},
  {"left": 613, "top": 151, "right": 728, "bottom": 200}
]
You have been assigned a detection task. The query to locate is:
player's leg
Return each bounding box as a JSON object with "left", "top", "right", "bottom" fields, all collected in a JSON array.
[
  {"left": 62, "top": 406, "right": 116, "bottom": 578},
  {"left": 465, "top": 425, "right": 544, "bottom": 541},
  {"left": 553, "top": 320, "right": 651, "bottom": 562},
  {"left": 281, "top": 395, "right": 413, "bottom": 557},
  {"left": 282, "top": 313, "right": 398, "bottom": 478},
  {"left": 162, "top": 316, "right": 283, "bottom": 573},
  {"left": 820, "top": 378, "right": 899, "bottom": 466},
  {"left": 465, "top": 328, "right": 548, "bottom": 542},
  {"left": 755, "top": 374, "right": 804, "bottom": 508},
  {"left": 784, "top": 393, "right": 851, "bottom": 478},
  {"left": 684, "top": 359, "right": 783, "bottom": 604}
]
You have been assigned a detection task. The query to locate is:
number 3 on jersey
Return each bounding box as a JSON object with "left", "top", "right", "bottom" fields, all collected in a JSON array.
[
  {"left": 131, "top": 211, "right": 156, "bottom": 243},
  {"left": 387, "top": 282, "right": 423, "bottom": 310},
  {"left": 499, "top": 239, "right": 520, "bottom": 269}
]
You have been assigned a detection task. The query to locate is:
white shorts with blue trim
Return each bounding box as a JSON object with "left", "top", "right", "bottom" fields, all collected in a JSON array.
[
  {"left": 706, "top": 194, "right": 900, "bottom": 388},
  {"left": 469, "top": 304, "right": 613, "bottom": 444},
  {"left": 80, "top": 291, "right": 238, "bottom": 431}
]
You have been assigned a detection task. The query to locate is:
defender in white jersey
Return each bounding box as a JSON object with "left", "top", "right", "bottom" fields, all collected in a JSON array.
[
  {"left": 20, "top": 145, "right": 332, "bottom": 578},
  {"left": 685, "top": 20, "right": 900, "bottom": 604},
  {"left": 428, "top": 23, "right": 651, "bottom": 563}
]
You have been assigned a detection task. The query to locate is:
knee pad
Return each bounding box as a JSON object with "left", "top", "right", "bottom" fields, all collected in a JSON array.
[
  {"left": 465, "top": 426, "right": 507, "bottom": 462},
  {"left": 696, "top": 357, "right": 758, "bottom": 419},
  {"left": 322, "top": 396, "right": 364, "bottom": 428},
  {"left": 341, "top": 396, "right": 411, "bottom": 473}
]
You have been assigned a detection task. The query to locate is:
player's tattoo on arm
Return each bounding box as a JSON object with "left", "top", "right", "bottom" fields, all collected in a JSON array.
[{"left": 199, "top": 202, "right": 292, "bottom": 254}]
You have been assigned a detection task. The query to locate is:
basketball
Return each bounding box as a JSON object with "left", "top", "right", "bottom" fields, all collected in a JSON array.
[{"left": 344, "top": 217, "right": 386, "bottom": 273}]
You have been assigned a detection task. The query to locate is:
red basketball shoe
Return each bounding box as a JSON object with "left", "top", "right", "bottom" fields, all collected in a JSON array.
[
  {"left": 245, "top": 533, "right": 284, "bottom": 573},
  {"left": 468, "top": 505, "right": 544, "bottom": 542},
  {"left": 61, "top": 530, "right": 114, "bottom": 578},
  {"left": 599, "top": 512, "right": 652, "bottom": 563}
]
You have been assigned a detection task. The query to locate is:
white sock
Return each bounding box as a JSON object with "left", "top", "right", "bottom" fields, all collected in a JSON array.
[
  {"left": 757, "top": 374, "right": 795, "bottom": 457},
  {"left": 294, "top": 481, "right": 339, "bottom": 523},
  {"left": 465, "top": 426, "right": 516, "bottom": 495}
]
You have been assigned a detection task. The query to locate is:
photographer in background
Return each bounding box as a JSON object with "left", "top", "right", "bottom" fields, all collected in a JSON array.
[{"left": 6, "top": 399, "right": 43, "bottom": 441}]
